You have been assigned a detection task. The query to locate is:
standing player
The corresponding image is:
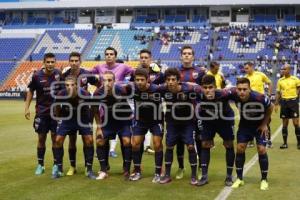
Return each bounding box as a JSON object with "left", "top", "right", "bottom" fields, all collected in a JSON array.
[
  {"left": 52, "top": 76, "right": 96, "bottom": 179},
  {"left": 176, "top": 45, "right": 206, "bottom": 180},
  {"left": 195, "top": 75, "right": 235, "bottom": 186},
  {"left": 61, "top": 52, "right": 98, "bottom": 176},
  {"left": 230, "top": 78, "right": 273, "bottom": 190},
  {"left": 206, "top": 62, "right": 225, "bottom": 89},
  {"left": 24, "top": 53, "right": 61, "bottom": 175},
  {"left": 275, "top": 64, "right": 300, "bottom": 149},
  {"left": 244, "top": 62, "right": 273, "bottom": 148},
  {"left": 129, "top": 68, "right": 163, "bottom": 183},
  {"left": 93, "top": 71, "right": 132, "bottom": 180},
  {"left": 159, "top": 67, "right": 198, "bottom": 185}
]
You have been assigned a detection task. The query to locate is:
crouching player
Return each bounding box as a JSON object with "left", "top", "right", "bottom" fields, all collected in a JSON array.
[
  {"left": 159, "top": 67, "right": 198, "bottom": 185},
  {"left": 93, "top": 71, "right": 132, "bottom": 180},
  {"left": 129, "top": 68, "right": 164, "bottom": 183},
  {"left": 195, "top": 75, "right": 235, "bottom": 186},
  {"left": 52, "top": 76, "right": 96, "bottom": 179},
  {"left": 231, "top": 78, "right": 273, "bottom": 190}
]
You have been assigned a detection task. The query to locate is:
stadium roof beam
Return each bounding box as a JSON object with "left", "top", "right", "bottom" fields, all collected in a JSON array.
[{"left": 0, "top": 0, "right": 299, "bottom": 10}]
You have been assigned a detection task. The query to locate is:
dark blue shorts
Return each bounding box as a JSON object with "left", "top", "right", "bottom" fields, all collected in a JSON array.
[
  {"left": 201, "top": 120, "right": 234, "bottom": 141},
  {"left": 101, "top": 120, "right": 132, "bottom": 140},
  {"left": 166, "top": 122, "right": 195, "bottom": 147},
  {"left": 56, "top": 119, "right": 92, "bottom": 136},
  {"left": 237, "top": 126, "right": 267, "bottom": 146},
  {"left": 132, "top": 121, "right": 163, "bottom": 137},
  {"left": 33, "top": 115, "right": 57, "bottom": 134}
]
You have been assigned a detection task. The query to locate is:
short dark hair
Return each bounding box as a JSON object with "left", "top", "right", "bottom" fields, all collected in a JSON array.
[
  {"left": 103, "top": 71, "right": 115, "bottom": 81},
  {"left": 134, "top": 67, "right": 149, "bottom": 79},
  {"left": 210, "top": 61, "right": 219, "bottom": 69},
  {"left": 165, "top": 67, "right": 181, "bottom": 81},
  {"left": 180, "top": 45, "right": 195, "bottom": 56},
  {"left": 65, "top": 75, "right": 77, "bottom": 83},
  {"left": 236, "top": 77, "right": 250, "bottom": 86},
  {"left": 139, "top": 49, "right": 152, "bottom": 57},
  {"left": 43, "top": 53, "right": 55, "bottom": 62},
  {"left": 201, "top": 75, "right": 216, "bottom": 86},
  {"left": 69, "top": 52, "right": 81, "bottom": 61},
  {"left": 244, "top": 62, "right": 254, "bottom": 67},
  {"left": 105, "top": 47, "right": 118, "bottom": 57}
]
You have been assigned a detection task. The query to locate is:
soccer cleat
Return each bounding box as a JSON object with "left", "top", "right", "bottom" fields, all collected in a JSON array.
[
  {"left": 109, "top": 151, "right": 118, "bottom": 158},
  {"left": 175, "top": 168, "right": 185, "bottom": 179},
  {"left": 224, "top": 176, "right": 233, "bottom": 186},
  {"left": 51, "top": 164, "right": 58, "bottom": 176},
  {"left": 123, "top": 171, "right": 130, "bottom": 181},
  {"left": 129, "top": 172, "right": 142, "bottom": 181},
  {"left": 266, "top": 140, "right": 273, "bottom": 148},
  {"left": 196, "top": 176, "right": 208, "bottom": 186},
  {"left": 96, "top": 171, "right": 108, "bottom": 180},
  {"left": 280, "top": 144, "right": 288, "bottom": 149},
  {"left": 260, "top": 180, "right": 269, "bottom": 190},
  {"left": 190, "top": 177, "right": 198, "bottom": 185},
  {"left": 231, "top": 178, "right": 244, "bottom": 188},
  {"left": 52, "top": 171, "right": 64, "bottom": 179},
  {"left": 86, "top": 170, "right": 96, "bottom": 180},
  {"left": 35, "top": 164, "right": 45, "bottom": 175},
  {"left": 159, "top": 175, "right": 172, "bottom": 184},
  {"left": 152, "top": 174, "right": 161, "bottom": 183},
  {"left": 66, "top": 166, "right": 76, "bottom": 176},
  {"left": 51, "top": 165, "right": 64, "bottom": 179},
  {"left": 144, "top": 146, "right": 155, "bottom": 154}
]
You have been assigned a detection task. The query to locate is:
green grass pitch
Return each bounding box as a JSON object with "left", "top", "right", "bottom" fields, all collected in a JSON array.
[{"left": 0, "top": 100, "right": 299, "bottom": 200}]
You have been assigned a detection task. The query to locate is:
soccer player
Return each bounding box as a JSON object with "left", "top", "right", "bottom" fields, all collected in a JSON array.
[
  {"left": 244, "top": 62, "right": 273, "bottom": 148},
  {"left": 176, "top": 45, "right": 206, "bottom": 180},
  {"left": 195, "top": 75, "right": 235, "bottom": 186},
  {"left": 129, "top": 68, "right": 163, "bottom": 183},
  {"left": 275, "top": 64, "right": 300, "bottom": 149},
  {"left": 91, "top": 47, "right": 134, "bottom": 166},
  {"left": 231, "top": 78, "right": 273, "bottom": 190},
  {"left": 206, "top": 62, "right": 225, "bottom": 89},
  {"left": 138, "top": 49, "right": 164, "bottom": 154},
  {"left": 61, "top": 52, "right": 98, "bottom": 176},
  {"left": 52, "top": 76, "right": 96, "bottom": 179},
  {"left": 93, "top": 71, "right": 132, "bottom": 180},
  {"left": 159, "top": 67, "right": 198, "bottom": 185},
  {"left": 24, "top": 53, "right": 61, "bottom": 175}
]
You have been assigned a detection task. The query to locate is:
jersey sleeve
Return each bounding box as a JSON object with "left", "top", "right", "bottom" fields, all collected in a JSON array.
[
  {"left": 276, "top": 80, "right": 281, "bottom": 92},
  {"left": 261, "top": 73, "right": 271, "bottom": 84},
  {"left": 27, "top": 73, "right": 38, "bottom": 92},
  {"left": 296, "top": 78, "right": 300, "bottom": 87},
  {"left": 261, "top": 95, "right": 271, "bottom": 109}
]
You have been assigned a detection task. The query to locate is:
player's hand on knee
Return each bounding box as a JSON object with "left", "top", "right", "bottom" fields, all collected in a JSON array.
[
  {"left": 257, "top": 124, "right": 269, "bottom": 138},
  {"left": 25, "top": 108, "right": 30, "bottom": 120},
  {"left": 96, "top": 128, "right": 103, "bottom": 138}
]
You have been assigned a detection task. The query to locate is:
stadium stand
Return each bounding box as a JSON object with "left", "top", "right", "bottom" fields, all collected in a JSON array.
[
  {"left": 151, "top": 29, "right": 211, "bottom": 60},
  {"left": 0, "top": 62, "right": 16, "bottom": 85},
  {"left": 30, "top": 29, "right": 95, "bottom": 60},
  {"left": 0, "top": 37, "right": 35, "bottom": 60},
  {"left": 86, "top": 29, "right": 151, "bottom": 60}
]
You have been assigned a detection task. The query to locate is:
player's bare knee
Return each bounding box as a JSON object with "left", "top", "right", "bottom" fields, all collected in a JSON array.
[
  {"left": 187, "top": 144, "right": 195, "bottom": 151},
  {"left": 202, "top": 140, "right": 212, "bottom": 148},
  {"left": 237, "top": 143, "right": 246, "bottom": 153},
  {"left": 83, "top": 136, "right": 93, "bottom": 146},
  {"left": 257, "top": 145, "right": 266, "bottom": 155},
  {"left": 122, "top": 137, "right": 131, "bottom": 147}
]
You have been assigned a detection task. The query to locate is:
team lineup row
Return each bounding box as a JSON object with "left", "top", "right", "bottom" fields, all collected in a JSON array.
[{"left": 24, "top": 46, "right": 300, "bottom": 191}]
